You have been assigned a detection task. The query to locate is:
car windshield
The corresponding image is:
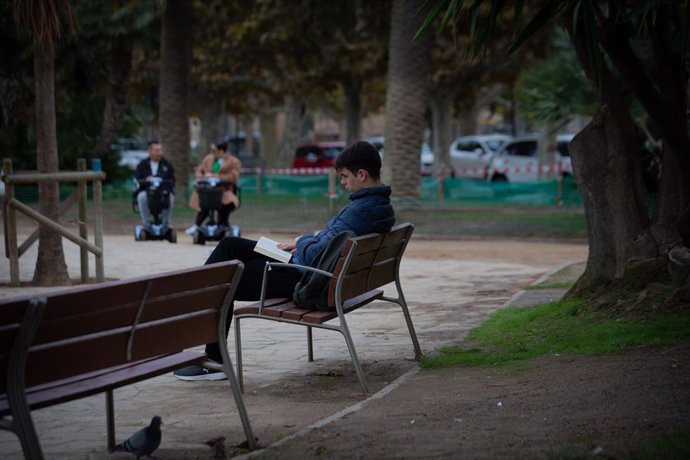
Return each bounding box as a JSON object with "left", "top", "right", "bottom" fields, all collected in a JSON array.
[
  {"left": 486, "top": 139, "right": 507, "bottom": 151},
  {"left": 504, "top": 141, "right": 537, "bottom": 157}
]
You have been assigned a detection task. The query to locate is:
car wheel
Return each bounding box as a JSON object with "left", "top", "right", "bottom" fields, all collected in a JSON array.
[{"left": 491, "top": 174, "right": 508, "bottom": 183}]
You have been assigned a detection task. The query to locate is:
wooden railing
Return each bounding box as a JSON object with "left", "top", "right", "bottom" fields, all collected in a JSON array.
[{"left": 2, "top": 158, "right": 105, "bottom": 287}]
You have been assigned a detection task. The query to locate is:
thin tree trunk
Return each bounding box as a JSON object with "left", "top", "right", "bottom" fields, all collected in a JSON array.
[
  {"left": 276, "top": 95, "right": 304, "bottom": 168},
  {"left": 160, "top": 0, "right": 193, "bottom": 195},
  {"left": 383, "top": 0, "right": 431, "bottom": 198},
  {"left": 430, "top": 91, "right": 452, "bottom": 175},
  {"left": 344, "top": 79, "right": 362, "bottom": 145},
  {"left": 93, "top": 38, "right": 134, "bottom": 159},
  {"left": 259, "top": 110, "right": 278, "bottom": 167},
  {"left": 33, "top": 42, "right": 70, "bottom": 285}
]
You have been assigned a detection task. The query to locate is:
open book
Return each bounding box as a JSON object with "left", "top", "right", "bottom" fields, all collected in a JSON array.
[{"left": 254, "top": 236, "right": 292, "bottom": 263}]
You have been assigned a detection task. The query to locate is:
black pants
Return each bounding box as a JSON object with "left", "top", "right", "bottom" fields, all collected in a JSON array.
[
  {"left": 204, "top": 236, "right": 301, "bottom": 362},
  {"left": 195, "top": 204, "right": 235, "bottom": 227}
]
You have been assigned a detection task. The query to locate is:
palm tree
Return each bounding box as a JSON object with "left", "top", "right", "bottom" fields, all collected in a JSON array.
[
  {"left": 383, "top": 0, "right": 431, "bottom": 198},
  {"left": 159, "top": 0, "right": 193, "bottom": 195},
  {"left": 13, "top": 0, "right": 72, "bottom": 285}
]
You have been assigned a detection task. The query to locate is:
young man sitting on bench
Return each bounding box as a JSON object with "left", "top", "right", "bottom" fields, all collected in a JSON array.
[{"left": 174, "top": 140, "right": 396, "bottom": 381}]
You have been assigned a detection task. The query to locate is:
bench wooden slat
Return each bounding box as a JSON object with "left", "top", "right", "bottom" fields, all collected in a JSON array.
[
  {"left": 23, "top": 310, "right": 219, "bottom": 388},
  {"left": 281, "top": 307, "right": 314, "bottom": 321},
  {"left": 0, "top": 352, "right": 204, "bottom": 416},
  {"left": 262, "top": 304, "right": 296, "bottom": 317},
  {"left": 368, "top": 259, "right": 398, "bottom": 288}
]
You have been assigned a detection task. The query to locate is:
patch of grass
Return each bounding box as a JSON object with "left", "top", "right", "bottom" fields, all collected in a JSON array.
[
  {"left": 623, "top": 432, "right": 690, "bottom": 459},
  {"left": 525, "top": 281, "right": 574, "bottom": 290},
  {"left": 421, "top": 299, "right": 690, "bottom": 369}
]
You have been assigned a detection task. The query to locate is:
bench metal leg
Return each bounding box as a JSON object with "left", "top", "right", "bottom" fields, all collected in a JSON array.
[
  {"left": 234, "top": 317, "right": 244, "bottom": 392},
  {"left": 337, "top": 318, "right": 369, "bottom": 393},
  {"left": 396, "top": 290, "right": 422, "bottom": 360},
  {"left": 106, "top": 389, "right": 115, "bottom": 450},
  {"left": 218, "top": 341, "right": 256, "bottom": 450},
  {"left": 307, "top": 326, "right": 314, "bottom": 362},
  {"left": 6, "top": 298, "right": 47, "bottom": 460}
]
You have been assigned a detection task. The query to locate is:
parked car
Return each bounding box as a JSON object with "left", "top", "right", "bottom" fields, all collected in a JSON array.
[
  {"left": 365, "top": 136, "right": 435, "bottom": 176},
  {"left": 486, "top": 134, "right": 574, "bottom": 183},
  {"left": 113, "top": 138, "right": 149, "bottom": 171},
  {"left": 448, "top": 134, "right": 513, "bottom": 179},
  {"left": 293, "top": 141, "right": 346, "bottom": 168}
]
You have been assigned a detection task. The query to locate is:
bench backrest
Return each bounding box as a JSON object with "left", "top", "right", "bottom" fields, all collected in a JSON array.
[
  {"left": 0, "top": 260, "right": 243, "bottom": 391},
  {"left": 327, "top": 222, "right": 413, "bottom": 306}
]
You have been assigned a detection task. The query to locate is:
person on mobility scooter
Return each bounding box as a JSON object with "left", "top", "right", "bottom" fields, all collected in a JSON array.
[
  {"left": 133, "top": 140, "right": 177, "bottom": 243},
  {"left": 186, "top": 141, "right": 241, "bottom": 245}
]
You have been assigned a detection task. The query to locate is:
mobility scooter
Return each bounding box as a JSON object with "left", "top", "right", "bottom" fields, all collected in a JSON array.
[
  {"left": 133, "top": 176, "right": 177, "bottom": 243},
  {"left": 191, "top": 177, "right": 240, "bottom": 245}
]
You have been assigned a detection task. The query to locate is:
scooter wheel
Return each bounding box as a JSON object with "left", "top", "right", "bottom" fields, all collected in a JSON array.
[
  {"left": 193, "top": 230, "right": 205, "bottom": 245},
  {"left": 135, "top": 228, "right": 149, "bottom": 241},
  {"left": 167, "top": 229, "right": 177, "bottom": 243}
]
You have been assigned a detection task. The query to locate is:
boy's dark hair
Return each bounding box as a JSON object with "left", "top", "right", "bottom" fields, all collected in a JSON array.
[
  {"left": 334, "top": 141, "right": 382, "bottom": 179},
  {"left": 147, "top": 140, "right": 160, "bottom": 148},
  {"left": 214, "top": 141, "right": 228, "bottom": 152}
]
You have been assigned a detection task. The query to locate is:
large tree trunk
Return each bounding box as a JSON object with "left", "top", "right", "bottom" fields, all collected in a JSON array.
[
  {"left": 344, "top": 79, "right": 362, "bottom": 145},
  {"left": 564, "top": 15, "right": 660, "bottom": 297},
  {"left": 160, "top": 0, "right": 193, "bottom": 196},
  {"left": 568, "top": 104, "right": 657, "bottom": 296},
  {"left": 383, "top": 0, "right": 431, "bottom": 197},
  {"left": 33, "top": 42, "right": 70, "bottom": 286},
  {"left": 93, "top": 38, "right": 134, "bottom": 160}
]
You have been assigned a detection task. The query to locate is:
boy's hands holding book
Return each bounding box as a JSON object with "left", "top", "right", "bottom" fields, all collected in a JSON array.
[
  {"left": 254, "top": 237, "right": 294, "bottom": 263},
  {"left": 277, "top": 242, "right": 296, "bottom": 252}
]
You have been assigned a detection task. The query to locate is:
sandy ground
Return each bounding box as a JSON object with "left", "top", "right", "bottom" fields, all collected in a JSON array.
[{"left": 9, "top": 233, "right": 685, "bottom": 459}]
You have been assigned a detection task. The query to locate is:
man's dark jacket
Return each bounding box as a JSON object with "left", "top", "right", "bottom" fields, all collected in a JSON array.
[
  {"left": 292, "top": 184, "right": 395, "bottom": 266},
  {"left": 135, "top": 157, "right": 176, "bottom": 191}
]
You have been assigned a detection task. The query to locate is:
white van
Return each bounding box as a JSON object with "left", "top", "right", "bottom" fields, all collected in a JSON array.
[
  {"left": 486, "top": 134, "right": 574, "bottom": 183},
  {"left": 448, "top": 134, "right": 512, "bottom": 179}
]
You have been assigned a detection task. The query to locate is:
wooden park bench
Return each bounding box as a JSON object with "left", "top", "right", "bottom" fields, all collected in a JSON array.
[
  {"left": 0, "top": 260, "right": 256, "bottom": 459},
  {"left": 233, "top": 222, "right": 421, "bottom": 393}
]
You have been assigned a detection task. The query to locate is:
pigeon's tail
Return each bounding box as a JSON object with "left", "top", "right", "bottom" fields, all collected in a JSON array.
[{"left": 109, "top": 439, "right": 133, "bottom": 453}]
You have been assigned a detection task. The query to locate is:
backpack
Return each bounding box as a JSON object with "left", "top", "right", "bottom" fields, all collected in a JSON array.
[{"left": 293, "top": 230, "right": 356, "bottom": 310}]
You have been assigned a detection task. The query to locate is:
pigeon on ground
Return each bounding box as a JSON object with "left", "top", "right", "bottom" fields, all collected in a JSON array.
[{"left": 110, "top": 416, "right": 162, "bottom": 459}]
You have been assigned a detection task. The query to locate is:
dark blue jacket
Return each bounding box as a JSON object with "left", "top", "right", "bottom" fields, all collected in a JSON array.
[{"left": 293, "top": 185, "right": 395, "bottom": 266}]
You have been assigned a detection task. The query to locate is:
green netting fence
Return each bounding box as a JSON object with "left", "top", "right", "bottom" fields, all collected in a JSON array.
[{"left": 9, "top": 174, "right": 583, "bottom": 206}]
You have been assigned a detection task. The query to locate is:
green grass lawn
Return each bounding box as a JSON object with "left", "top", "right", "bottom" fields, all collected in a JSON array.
[{"left": 421, "top": 299, "right": 690, "bottom": 369}]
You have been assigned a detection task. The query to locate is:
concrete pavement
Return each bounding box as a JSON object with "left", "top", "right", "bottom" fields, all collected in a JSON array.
[{"left": 0, "top": 232, "right": 586, "bottom": 458}]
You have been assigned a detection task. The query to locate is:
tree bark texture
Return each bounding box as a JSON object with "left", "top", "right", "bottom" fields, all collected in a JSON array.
[
  {"left": 568, "top": 104, "right": 656, "bottom": 295},
  {"left": 383, "top": 0, "right": 431, "bottom": 197},
  {"left": 344, "top": 79, "right": 362, "bottom": 145},
  {"left": 276, "top": 95, "right": 304, "bottom": 168},
  {"left": 93, "top": 38, "right": 134, "bottom": 159},
  {"left": 259, "top": 110, "right": 278, "bottom": 167},
  {"left": 33, "top": 42, "right": 70, "bottom": 286},
  {"left": 429, "top": 92, "right": 452, "bottom": 175},
  {"left": 160, "top": 0, "right": 193, "bottom": 193}
]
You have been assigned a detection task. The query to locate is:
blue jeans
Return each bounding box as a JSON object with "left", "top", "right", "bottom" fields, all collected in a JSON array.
[{"left": 137, "top": 190, "right": 174, "bottom": 228}]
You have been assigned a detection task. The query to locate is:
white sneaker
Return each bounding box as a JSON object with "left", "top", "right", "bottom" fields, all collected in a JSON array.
[{"left": 185, "top": 225, "right": 198, "bottom": 235}]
